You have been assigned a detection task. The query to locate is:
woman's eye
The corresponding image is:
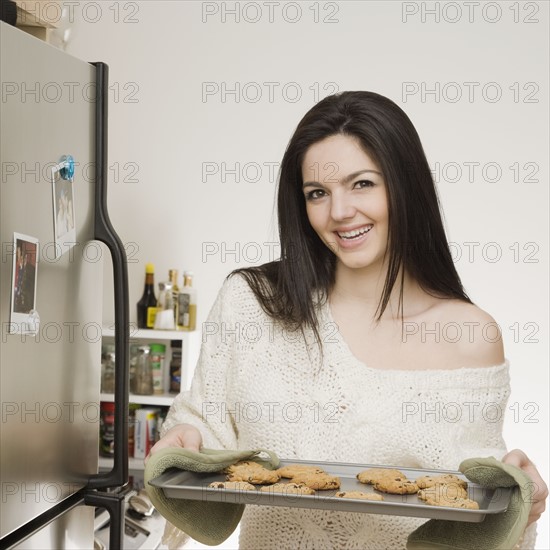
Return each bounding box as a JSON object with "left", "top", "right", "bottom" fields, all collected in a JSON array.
[
  {"left": 305, "top": 189, "right": 326, "bottom": 201},
  {"left": 354, "top": 179, "right": 375, "bottom": 189}
]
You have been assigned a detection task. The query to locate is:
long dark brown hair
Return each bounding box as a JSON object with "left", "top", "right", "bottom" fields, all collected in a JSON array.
[{"left": 233, "top": 91, "right": 471, "bottom": 343}]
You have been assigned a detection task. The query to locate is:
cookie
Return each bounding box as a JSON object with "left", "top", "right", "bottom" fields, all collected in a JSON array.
[
  {"left": 224, "top": 460, "right": 281, "bottom": 485},
  {"left": 223, "top": 460, "right": 266, "bottom": 474},
  {"left": 277, "top": 465, "right": 327, "bottom": 478},
  {"left": 420, "top": 493, "right": 479, "bottom": 509},
  {"left": 290, "top": 472, "right": 341, "bottom": 490},
  {"left": 415, "top": 474, "right": 467, "bottom": 490},
  {"left": 356, "top": 468, "right": 407, "bottom": 485},
  {"left": 418, "top": 483, "right": 468, "bottom": 502},
  {"left": 373, "top": 479, "right": 419, "bottom": 494},
  {"left": 208, "top": 481, "right": 256, "bottom": 491},
  {"left": 259, "top": 482, "right": 315, "bottom": 495},
  {"left": 335, "top": 491, "right": 384, "bottom": 501}
]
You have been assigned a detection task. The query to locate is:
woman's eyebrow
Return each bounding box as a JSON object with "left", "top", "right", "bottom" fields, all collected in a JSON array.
[{"left": 303, "top": 169, "right": 382, "bottom": 188}]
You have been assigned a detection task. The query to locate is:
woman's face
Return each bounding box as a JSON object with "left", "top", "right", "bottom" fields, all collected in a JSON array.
[{"left": 301, "top": 134, "right": 389, "bottom": 273}]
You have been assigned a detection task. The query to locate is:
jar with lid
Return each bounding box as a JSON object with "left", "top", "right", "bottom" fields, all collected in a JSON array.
[
  {"left": 149, "top": 343, "right": 166, "bottom": 395},
  {"left": 154, "top": 281, "right": 175, "bottom": 330},
  {"left": 134, "top": 346, "right": 153, "bottom": 395}
]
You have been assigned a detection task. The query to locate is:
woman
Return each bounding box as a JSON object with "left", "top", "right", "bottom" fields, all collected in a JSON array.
[{"left": 150, "top": 91, "right": 547, "bottom": 548}]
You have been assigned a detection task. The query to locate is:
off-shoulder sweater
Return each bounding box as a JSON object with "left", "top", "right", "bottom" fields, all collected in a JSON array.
[{"left": 162, "top": 274, "right": 537, "bottom": 549}]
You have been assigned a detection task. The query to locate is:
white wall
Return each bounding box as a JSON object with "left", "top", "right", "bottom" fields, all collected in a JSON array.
[{"left": 66, "top": 1, "right": 548, "bottom": 545}]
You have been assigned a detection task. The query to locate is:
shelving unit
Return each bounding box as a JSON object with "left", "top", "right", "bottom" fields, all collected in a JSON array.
[{"left": 99, "top": 326, "right": 200, "bottom": 474}]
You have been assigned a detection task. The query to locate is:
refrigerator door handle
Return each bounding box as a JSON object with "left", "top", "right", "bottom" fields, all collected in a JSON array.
[
  {"left": 87, "top": 62, "right": 129, "bottom": 490},
  {"left": 84, "top": 490, "right": 125, "bottom": 550}
]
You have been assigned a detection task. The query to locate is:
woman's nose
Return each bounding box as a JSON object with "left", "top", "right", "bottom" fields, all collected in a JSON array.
[{"left": 330, "top": 191, "right": 356, "bottom": 221}]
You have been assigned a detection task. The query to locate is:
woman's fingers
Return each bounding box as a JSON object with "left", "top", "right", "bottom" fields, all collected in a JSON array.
[
  {"left": 144, "top": 424, "right": 202, "bottom": 464},
  {"left": 502, "top": 449, "right": 548, "bottom": 525}
]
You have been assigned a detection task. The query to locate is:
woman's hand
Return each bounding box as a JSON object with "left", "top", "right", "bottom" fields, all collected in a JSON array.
[
  {"left": 144, "top": 423, "right": 203, "bottom": 463},
  {"left": 502, "top": 449, "right": 548, "bottom": 525}
]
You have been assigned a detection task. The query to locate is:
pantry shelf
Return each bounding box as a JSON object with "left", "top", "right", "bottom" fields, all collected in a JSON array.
[
  {"left": 101, "top": 326, "right": 190, "bottom": 340},
  {"left": 100, "top": 392, "right": 175, "bottom": 407}
]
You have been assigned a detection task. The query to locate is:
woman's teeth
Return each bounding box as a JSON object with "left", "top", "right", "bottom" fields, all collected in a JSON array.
[{"left": 337, "top": 226, "right": 372, "bottom": 240}]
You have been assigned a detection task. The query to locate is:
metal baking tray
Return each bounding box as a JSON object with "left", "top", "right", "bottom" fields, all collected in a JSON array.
[{"left": 148, "top": 459, "right": 512, "bottom": 523}]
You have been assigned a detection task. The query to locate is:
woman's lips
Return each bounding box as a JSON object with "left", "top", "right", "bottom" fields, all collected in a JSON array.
[{"left": 332, "top": 224, "right": 373, "bottom": 250}]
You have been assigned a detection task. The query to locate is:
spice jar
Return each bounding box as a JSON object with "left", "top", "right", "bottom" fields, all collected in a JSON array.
[{"left": 134, "top": 346, "right": 153, "bottom": 395}]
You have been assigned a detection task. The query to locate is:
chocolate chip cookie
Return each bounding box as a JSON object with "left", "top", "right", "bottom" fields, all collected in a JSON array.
[
  {"left": 373, "top": 478, "right": 419, "bottom": 494},
  {"left": 224, "top": 460, "right": 281, "bottom": 485},
  {"left": 415, "top": 474, "right": 467, "bottom": 490},
  {"left": 356, "top": 468, "right": 407, "bottom": 485},
  {"left": 290, "top": 472, "right": 341, "bottom": 490},
  {"left": 277, "top": 465, "right": 327, "bottom": 479}
]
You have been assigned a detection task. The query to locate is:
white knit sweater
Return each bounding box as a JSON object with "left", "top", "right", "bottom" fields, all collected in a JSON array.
[{"left": 162, "top": 274, "right": 537, "bottom": 549}]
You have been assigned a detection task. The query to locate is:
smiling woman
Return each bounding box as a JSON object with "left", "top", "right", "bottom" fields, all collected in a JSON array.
[
  {"left": 150, "top": 91, "right": 547, "bottom": 550},
  {"left": 233, "top": 92, "right": 473, "bottom": 347}
]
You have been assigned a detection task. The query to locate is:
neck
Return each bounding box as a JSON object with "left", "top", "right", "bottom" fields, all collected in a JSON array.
[{"left": 330, "top": 261, "right": 423, "bottom": 320}]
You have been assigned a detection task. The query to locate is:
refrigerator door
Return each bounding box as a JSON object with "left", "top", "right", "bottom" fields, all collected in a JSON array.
[{"left": 1, "top": 23, "right": 101, "bottom": 543}]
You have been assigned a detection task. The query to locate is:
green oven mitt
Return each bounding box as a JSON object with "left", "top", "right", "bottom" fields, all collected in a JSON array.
[
  {"left": 144, "top": 447, "right": 279, "bottom": 546},
  {"left": 407, "top": 456, "right": 533, "bottom": 550}
]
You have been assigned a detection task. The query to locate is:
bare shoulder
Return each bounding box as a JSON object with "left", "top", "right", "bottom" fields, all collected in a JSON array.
[{"left": 427, "top": 299, "right": 505, "bottom": 368}]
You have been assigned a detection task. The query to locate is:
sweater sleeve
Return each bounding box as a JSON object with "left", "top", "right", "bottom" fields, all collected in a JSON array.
[
  {"left": 160, "top": 274, "right": 241, "bottom": 450},
  {"left": 454, "top": 365, "right": 510, "bottom": 463}
]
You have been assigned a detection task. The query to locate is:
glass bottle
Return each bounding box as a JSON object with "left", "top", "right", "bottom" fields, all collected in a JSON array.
[
  {"left": 137, "top": 263, "right": 157, "bottom": 329},
  {"left": 168, "top": 269, "right": 180, "bottom": 295},
  {"left": 154, "top": 282, "right": 175, "bottom": 330},
  {"left": 176, "top": 271, "right": 197, "bottom": 331},
  {"left": 169, "top": 269, "right": 179, "bottom": 324}
]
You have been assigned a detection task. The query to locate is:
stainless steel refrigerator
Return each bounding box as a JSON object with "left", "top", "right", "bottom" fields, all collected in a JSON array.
[{"left": 1, "top": 22, "right": 129, "bottom": 549}]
